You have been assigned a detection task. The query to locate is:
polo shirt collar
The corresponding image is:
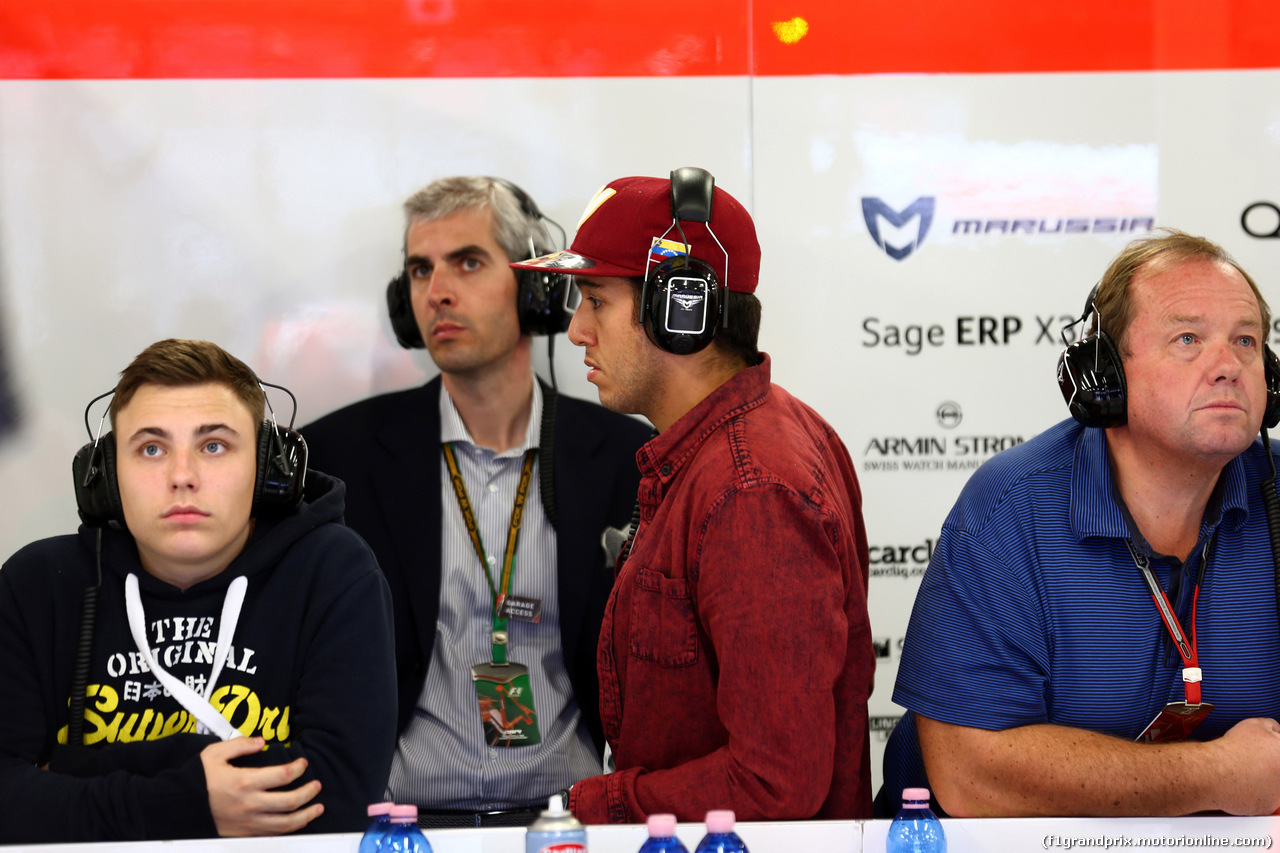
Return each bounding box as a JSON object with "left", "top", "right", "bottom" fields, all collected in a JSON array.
[
  {"left": 1070, "top": 425, "right": 1250, "bottom": 544},
  {"left": 636, "top": 353, "right": 771, "bottom": 483}
]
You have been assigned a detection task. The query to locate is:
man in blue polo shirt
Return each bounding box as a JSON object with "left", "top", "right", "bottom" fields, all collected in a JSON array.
[{"left": 891, "top": 229, "right": 1280, "bottom": 816}]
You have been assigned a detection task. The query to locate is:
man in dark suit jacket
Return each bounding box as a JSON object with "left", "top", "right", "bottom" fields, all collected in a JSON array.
[{"left": 303, "top": 177, "right": 649, "bottom": 826}]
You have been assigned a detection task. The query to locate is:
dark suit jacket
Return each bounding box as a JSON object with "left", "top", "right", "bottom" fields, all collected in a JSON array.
[{"left": 301, "top": 377, "right": 650, "bottom": 754}]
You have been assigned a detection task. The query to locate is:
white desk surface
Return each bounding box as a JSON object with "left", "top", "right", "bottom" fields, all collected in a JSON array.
[{"left": 7, "top": 815, "right": 1280, "bottom": 853}]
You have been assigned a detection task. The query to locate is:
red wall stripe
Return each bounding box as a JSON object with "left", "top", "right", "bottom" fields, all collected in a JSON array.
[{"left": 2, "top": 0, "right": 1278, "bottom": 80}]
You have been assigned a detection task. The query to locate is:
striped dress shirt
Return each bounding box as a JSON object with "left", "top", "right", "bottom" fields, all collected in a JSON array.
[{"left": 386, "top": 379, "right": 599, "bottom": 809}]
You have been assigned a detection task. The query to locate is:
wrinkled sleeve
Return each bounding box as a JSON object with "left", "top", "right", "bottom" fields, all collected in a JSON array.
[
  {"left": 231, "top": 533, "right": 398, "bottom": 833},
  {"left": 892, "top": 525, "right": 1051, "bottom": 729},
  {"left": 575, "top": 485, "right": 862, "bottom": 822}
]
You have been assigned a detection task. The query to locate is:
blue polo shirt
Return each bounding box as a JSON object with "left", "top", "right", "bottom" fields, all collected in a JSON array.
[{"left": 888, "top": 419, "right": 1280, "bottom": 800}]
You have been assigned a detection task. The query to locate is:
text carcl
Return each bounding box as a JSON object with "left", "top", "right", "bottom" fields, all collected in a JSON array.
[{"left": 869, "top": 538, "right": 936, "bottom": 566}]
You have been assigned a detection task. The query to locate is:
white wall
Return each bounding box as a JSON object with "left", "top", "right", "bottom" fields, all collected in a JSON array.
[{"left": 3, "top": 69, "right": 1280, "bottom": 790}]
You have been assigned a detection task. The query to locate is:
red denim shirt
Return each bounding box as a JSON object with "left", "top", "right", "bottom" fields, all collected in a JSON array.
[{"left": 569, "top": 355, "right": 873, "bottom": 824}]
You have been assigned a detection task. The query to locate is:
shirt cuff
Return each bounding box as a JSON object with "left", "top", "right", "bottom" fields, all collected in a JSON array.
[{"left": 569, "top": 766, "right": 644, "bottom": 824}]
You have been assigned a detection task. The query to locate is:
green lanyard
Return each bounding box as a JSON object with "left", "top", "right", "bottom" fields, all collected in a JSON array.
[{"left": 442, "top": 442, "right": 536, "bottom": 665}]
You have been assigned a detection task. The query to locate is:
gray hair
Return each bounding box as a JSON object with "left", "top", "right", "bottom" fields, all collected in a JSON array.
[{"left": 402, "top": 176, "right": 551, "bottom": 264}]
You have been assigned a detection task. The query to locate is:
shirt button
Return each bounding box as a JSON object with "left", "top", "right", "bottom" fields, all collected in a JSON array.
[
  {"left": 487, "top": 555, "right": 497, "bottom": 566},
  {"left": 488, "top": 483, "right": 499, "bottom": 493},
  {"left": 660, "top": 464, "right": 672, "bottom": 476}
]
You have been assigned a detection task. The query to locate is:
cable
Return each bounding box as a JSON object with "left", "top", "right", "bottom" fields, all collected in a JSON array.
[
  {"left": 1261, "top": 427, "right": 1280, "bottom": 626},
  {"left": 616, "top": 499, "right": 642, "bottom": 570},
  {"left": 539, "top": 377, "right": 558, "bottom": 531},
  {"left": 67, "top": 528, "right": 103, "bottom": 747}
]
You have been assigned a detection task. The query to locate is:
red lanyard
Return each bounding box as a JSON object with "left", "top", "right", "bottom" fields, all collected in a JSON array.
[{"left": 1126, "top": 539, "right": 1210, "bottom": 705}]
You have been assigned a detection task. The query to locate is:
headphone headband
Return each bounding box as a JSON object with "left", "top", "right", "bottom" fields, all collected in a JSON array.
[
  {"left": 638, "top": 168, "right": 730, "bottom": 356},
  {"left": 72, "top": 385, "right": 308, "bottom": 528},
  {"left": 1057, "top": 284, "right": 1280, "bottom": 430},
  {"left": 387, "top": 178, "right": 572, "bottom": 348}
]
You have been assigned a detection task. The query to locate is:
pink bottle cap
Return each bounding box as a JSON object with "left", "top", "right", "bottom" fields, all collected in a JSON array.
[
  {"left": 367, "top": 802, "right": 395, "bottom": 817},
  {"left": 705, "top": 810, "right": 735, "bottom": 834},
  {"left": 390, "top": 804, "right": 418, "bottom": 824},
  {"left": 902, "top": 788, "right": 931, "bottom": 805},
  {"left": 648, "top": 813, "right": 677, "bottom": 837}
]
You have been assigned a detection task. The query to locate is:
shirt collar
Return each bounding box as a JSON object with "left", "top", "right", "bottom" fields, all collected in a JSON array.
[
  {"left": 1071, "top": 425, "right": 1250, "bottom": 544},
  {"left": 439, "top": 374, "right": 542, "bottom": 458},
  {"left": 637, "top": 353, "right": 771, "bottom": 482}
]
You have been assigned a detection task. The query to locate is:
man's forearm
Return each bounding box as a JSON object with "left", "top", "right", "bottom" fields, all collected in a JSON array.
[{"left": 918, "top": 714, "right": 1280, "bottom": 817}]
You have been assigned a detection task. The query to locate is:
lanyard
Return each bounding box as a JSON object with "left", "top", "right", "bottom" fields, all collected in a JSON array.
[
  {"left": 442, "top": 442, "right": 536, "bottom": 665},
  {"left": 1126, "top": 538, "right": 1211, "bottom": 705},
  {"left": 124, "top": 572, "right": 246, "bottom": 740}
]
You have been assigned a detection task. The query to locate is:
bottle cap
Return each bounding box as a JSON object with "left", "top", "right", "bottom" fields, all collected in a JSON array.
[
  {"left": 390, "top": 804, "right": 418, "bottom": 824},
  {"left": 902, "top": 788, "right": 931, "bottom": 805},
  {"left": 367, "top": 802, "right": 395, "bottom": 817},
  {"left": 705, "top": 810, "right": 735, "bottom": 834},
  {"left": 648, "top": 813, "right": 677, "bottom": 837},
  {"left": 544, "top": 794, "right": 571, "bottom": 816}
]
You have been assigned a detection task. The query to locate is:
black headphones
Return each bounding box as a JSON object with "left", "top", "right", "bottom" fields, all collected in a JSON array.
[
  {"left": 639, "top": 167, "right": 730, "bottom": 356},
  {"left": 71, "top": 388, "right": 308, "bottom": 529},
  {"left": 386, "top": 178, "right": 572, "bottom": 348},
  {"left": 1057, "top": 285, "right": 1280, "bottom": 429}
]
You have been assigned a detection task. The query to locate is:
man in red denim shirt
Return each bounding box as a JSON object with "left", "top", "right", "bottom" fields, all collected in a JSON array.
[{"left": 512, "top": 169, "right": 873, "bottom": 824}]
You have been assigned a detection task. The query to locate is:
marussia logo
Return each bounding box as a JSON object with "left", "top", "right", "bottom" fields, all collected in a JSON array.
[
  {"left": 672, "top": 293, "right": 704, "bottom": 310},
  {"left": 862, "top": 196, "right": 936, "bottom": 261}
]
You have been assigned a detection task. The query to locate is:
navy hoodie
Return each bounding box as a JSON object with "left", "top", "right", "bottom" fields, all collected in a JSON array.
[{"left": 0, "top": 470, "right": 396, "bottom": 841}]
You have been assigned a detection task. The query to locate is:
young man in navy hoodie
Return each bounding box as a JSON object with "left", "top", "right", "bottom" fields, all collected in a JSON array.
[{"left": 0, "top": 339, "right": 396, "bottom": 841}]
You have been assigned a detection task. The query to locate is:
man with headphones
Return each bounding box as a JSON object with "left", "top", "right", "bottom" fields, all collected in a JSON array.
[
  {"left": 511, "top": 169, "right": 874, "bottom": 823},
  {"left": 888, "top": 229, "right": 1280, "bottom": 817},
  {"left": 302, "top": 177, "right": 650, "bottom": 825},
  {"left": 0, "top": 339, "right": 396, "bottom": 841}
]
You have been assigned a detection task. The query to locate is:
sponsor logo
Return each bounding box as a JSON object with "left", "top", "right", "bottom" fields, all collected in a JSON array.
[
  {"left": 936, "top": 401, "right": 962, "bottom": 429},
  {"left": 872, "top": 637, "right": 910, "bottom": 658},
  {"left": 861, "top": 312, "right": 1080, "bottom": 355},
  {"left": 862, "top": 197, "right": 936, "bottom": 261},
  {"left": 672, "top": 292, "right": 704, "bottom": 310},
  {"left": 861, "top": 396, "right": 1025, "bottom": 474},
  {"left": 860, "top": 193, "right": 1155, "bottom": 261},
  {"left": 870, "top": 539, "right": 935, "bottom": 579},
  {"left": 870, "top": 538, "right": 936, "bottom": 566},
  {"left": 521, "top": 250, "right": 596, "bottom": 270},
  {"left": 951, "top": 217, "right": 1153, "bottom": 236},
  {"left": 1242, "top": 202, "right": 1280, "bottom": 239},
  {"left": 862, "top": 435, "right": 1024, "bottom": 473},
  {"left": 869, "top": 715, "right": 903, "bottom": 741}
]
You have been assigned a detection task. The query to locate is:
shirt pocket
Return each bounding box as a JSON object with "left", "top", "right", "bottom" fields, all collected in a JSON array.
[{"left": 628, "top": 567, "right": 698, "bottom": 667}]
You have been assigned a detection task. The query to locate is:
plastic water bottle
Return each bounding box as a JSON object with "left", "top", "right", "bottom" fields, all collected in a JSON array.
[
  {"left": 639, "top": 813, "right": 688, "bottom": 853},
  {"left": 384, "top": 805, "right": 432, "bottom": 853},
  {"left": 693, "top": 810, "right": 748, "bottom": 853},
  {"left": 526, "top": 794, "right": 587, "bottom": 853},
  {"left": 359, "top": 802, "right": 395, "bottom": 853},
  {"left": 886, "top": 788, "right": 946, "bottom": 853}
]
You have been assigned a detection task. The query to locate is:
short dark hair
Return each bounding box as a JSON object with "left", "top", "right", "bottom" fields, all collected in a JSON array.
[
  {"left": 714, "top": 291, "right": 762, "bottom": 368},
  {"left": 623, "top": 278, "right": 761, "bottom": 368},
  {"left": 110, "top": 339, "right": 265, "bottom": 427}
]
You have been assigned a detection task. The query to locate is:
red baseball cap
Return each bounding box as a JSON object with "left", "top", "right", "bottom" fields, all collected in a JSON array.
[{"left": 511, "top": 175, "right": 761, "bottom": 293}]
